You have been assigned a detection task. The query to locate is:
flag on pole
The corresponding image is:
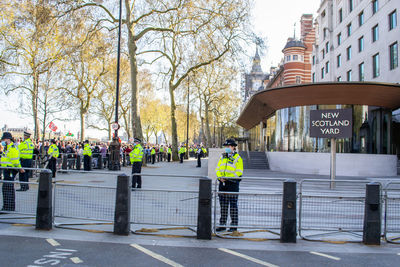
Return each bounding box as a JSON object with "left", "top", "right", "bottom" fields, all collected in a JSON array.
[{"left": 49, "top": 121, "right": 58, "bottom": 132}]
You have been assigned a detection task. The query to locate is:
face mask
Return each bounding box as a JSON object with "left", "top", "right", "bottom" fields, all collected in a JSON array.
[
  {"left": 1, "top": 141, "right": 6, "bottom": 147},
  {"left": 225, "top": 147, "right": 232, "bottom": 154}
]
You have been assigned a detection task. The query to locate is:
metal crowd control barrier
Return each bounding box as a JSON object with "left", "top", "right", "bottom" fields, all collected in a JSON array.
[
  {"left": 384, "top": 181, "right": 400, "bottom": 243},
  {"left": 130, "top": 174, "right": 206, "bottom": 237},
  {"left": 213, "top": 177, "right": 286, "bottom": 239},
  {"left": 299, "top": 179, "right": 373, "bottom": 242}
]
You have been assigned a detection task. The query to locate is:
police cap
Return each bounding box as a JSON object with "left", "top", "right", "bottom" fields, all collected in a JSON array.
[
  {"left": 1, "top": 132, "right": 12, "bottom": 140},
  {"left": 222, "top": 139, "right": 237, "bottom": 147},
  {"left": 134, "top": 138, "right": 141, "bottom": 143},
  {"left": 23, "top": 131, "right": 31, "bottom": 136}
]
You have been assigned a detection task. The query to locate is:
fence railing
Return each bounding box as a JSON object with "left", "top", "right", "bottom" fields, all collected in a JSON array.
[{"left": 384, "top": 181, "right": 400, "bottom": 243}]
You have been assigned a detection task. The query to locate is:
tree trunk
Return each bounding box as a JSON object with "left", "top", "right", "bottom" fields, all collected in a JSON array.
[
  {"left": 32, "top": 73, "right": 40, "bottom": 140},
  {"left": 169, "top": 87, "right": 179, "bottom": 161},
  {"left": 204, "top": 99, "right": 212, "bottom": 148},
  {"left": 80, "top": 110, "right": 85, "bottom": 142},
  {"left": 125, "top": 3, "right": 143, "bottom": 140}
]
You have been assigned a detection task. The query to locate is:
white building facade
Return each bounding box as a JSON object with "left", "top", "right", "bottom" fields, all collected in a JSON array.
[{"left": 312, "top": 0, "right": 399, "bottom": 83}]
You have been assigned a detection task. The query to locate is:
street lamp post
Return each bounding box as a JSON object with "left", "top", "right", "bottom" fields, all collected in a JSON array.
[
  {"left": 109, "top": 0, "right": 123, "bottom": 171},
  {"left": 186, "top": 76, "right": 190, "bottom": 159}
]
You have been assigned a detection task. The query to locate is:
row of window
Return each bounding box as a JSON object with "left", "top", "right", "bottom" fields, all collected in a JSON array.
[
  {"left": 313, "top": 42, "right": 398, "bottom": 82},
  {"left": 285, "top": 54, "right": 304, "bottom": 63},
  {"left": 338, "top": 0, "right": 379, "bottom": 24}
]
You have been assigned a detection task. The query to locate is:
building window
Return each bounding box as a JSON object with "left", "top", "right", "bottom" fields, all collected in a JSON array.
[
  {"left": 358, "top": 11, "right": 364, "bottom": 26},
  {"left": 321, "top": 67, "right": 325, "bottom": 79},
  {"left": 349, "top": 0, "right": 354, "bottom": 13},
  {"left": 390, "top": 42, "right": 398, "bottom": 70},
  {"left": 347, "top": 70, "right": 352, "bottom": 81},
  {"left": 359, "top": 62, "right": 365, "bottom": 81},
  {"left": 389, "top": 10, "right": 397, "bottom": 31},
  {"left": 322, "top": 49, "right": 325, "bottom": 59},
  {"left": 325, "top": 42, "right": 329, "bottom": 53},
  {"left": 347, "top": 23, "right": 352, "bottom": 36},
  {"left": 372, "top": 0, "right": 378, "bottom": 15},
  {"left": 293, "top": 55, "right": 298, "bottom": 60},
  {"left": 286, "top": 55, "right": 291, "bottom": 62},
  {"left": 337, "top": 33, "right": 342, "bottom": 46},
  {"left": 347, "top": 46, "right": 352, "bottom": 60},
  {"left": 339, "top": 8, "right": 343, "bottom": 23},
  {"left": 372, "top": 53, "right": 380, "bottom": 78},
  {"left": 323, "top": 28, "right": 327, "bottom": 39},
  {"left": 358, "top": 36, "right": 364, "bottom": 52},
  {"left": 337, "top": 76, "right": 342, "bottom": 81},
  {"left": 326, "top": 61, "right": 329, "bottom": 73},
  {"left": 296, "top": 76, "right": 301, "bottom": 84},
  {"left": 337, "top": 54, "right": 342, "bottom": 67},
  {"left": 372, "top": 24, "right": 379, "bottom": 42},
  {"left": 312, "top": 72, "right": 316, "bottom": 82},
  {"left": 312, "top": 55, "right": 315, "bottom": 65}
]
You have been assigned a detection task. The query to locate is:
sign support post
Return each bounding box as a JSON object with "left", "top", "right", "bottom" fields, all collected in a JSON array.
[{"left": 330, "top": 137, "right": 336, "bottom": 189}]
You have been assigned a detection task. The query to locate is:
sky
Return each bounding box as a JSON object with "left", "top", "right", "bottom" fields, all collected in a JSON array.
[{"left": 0, "top": 0, "right": 322, "bottom": 139}]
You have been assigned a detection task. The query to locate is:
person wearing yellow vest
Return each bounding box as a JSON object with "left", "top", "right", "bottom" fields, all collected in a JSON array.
[
  {"left": 47, "top": 139, "right": 59, "bottom": 178},
  {"left": 83, "top": 140, "right": 92, "bottom": 171},
  {"left": 159, "top": 146, "right": 164, "bottom": 162},
  {"left": 1, "top": 132, "right": 24, "bottom": 211},
  {"left": 130, "top": 138, "right": 143, "bottom": 189},
  {"left": 215, "top": 139, "right": 243, "bottom": 233},
  {"left": 201, "top": 146, "right": 207, "bottom": 157},
  {"left": 167, "top": 146, "right": 172, "bottom": 162},
  {"left": 150, "top": 146, "right": 156, "bottom": 164},
  {"left": 179, "top": 145, "right": 186, "bottom": 163},
  {"left": 17, "top": 131, "right": 34, "bottom": 191}
]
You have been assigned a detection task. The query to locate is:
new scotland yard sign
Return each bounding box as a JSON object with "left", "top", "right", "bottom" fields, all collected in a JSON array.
[{"left": 310, "top": 108, "right": 352, "bottom": 138}]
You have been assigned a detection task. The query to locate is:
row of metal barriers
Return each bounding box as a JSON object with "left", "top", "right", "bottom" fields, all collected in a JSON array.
[{"left": 0, "top": 167, "right": 399, "bottom": 244}]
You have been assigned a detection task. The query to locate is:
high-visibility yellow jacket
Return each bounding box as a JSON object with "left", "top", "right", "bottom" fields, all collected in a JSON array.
[
  {"left": 83, "top": 144, "right": 92, "bottom": 157},
  {"left": 179, "top": 147, "right": 186, "bottom": 154},
  {"left": 201, "top": 147, "right": 207, "bottom": 154},
  {"left": 130, "top": 144, "right": 143, "bottom": 163},
  {"left": 215, "top": 153, "right": 243, "bottom": 178},
  {"left": 159, "top": 147, "right": 164, "bottom": 152},
  {"left": 18, "top": 138, "right": 34, "bottom": 159},
  {"left": 167, "top": 148, "right": 172, "bottom": 154},
  {"left": 151, "top": 148, "right": 156, "bottom": 155},
  {"left": 48, "top": 144, "right": 59, "bottom": 158},
  {"left": 0, "top": 142, "right": 21, "bottom": 168}
]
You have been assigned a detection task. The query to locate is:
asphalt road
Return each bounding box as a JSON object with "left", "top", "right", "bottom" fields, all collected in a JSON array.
[{"left": 0, "top": 235, "right": 399, "bottom": 267}]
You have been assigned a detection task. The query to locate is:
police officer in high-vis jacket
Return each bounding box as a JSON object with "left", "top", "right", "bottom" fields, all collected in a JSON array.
[
  {"left": 0, "top": 132, "right": 24, "bottom": 211},
  {"left": 18, "top": 131, "right": 34, "bottom": 191},
  {"left": 215, "top": 139, "right": 243, "bottom": 232},
  {"left": 83, "top": 140, "right": 92, "bottom": 171},
  {"left": 130, "top": 138, "right": 144, "bottom": 189},
  {"left": 47, "top": 139, "right": 59, "bottom": 178}
]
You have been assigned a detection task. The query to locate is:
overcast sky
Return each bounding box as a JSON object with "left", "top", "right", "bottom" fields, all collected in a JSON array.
[{"left": 252, "top": 0, "right": 320, "bottom": 72}]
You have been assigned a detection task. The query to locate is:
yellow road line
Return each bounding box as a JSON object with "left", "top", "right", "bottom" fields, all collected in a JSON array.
[
  {"left": 46, "top": 238, "right": 60, "bottom": 247},
  {"left": 130, "top": 244, "right": 184, "bottom": 267},
  {"left": 310, "top": 251, "right": 341, "bottom": 261},
  {"left": 70, "top": 257, "right": 83, "bottom": 264},
  {"left": 218, "top": 248, "right": 279, "bottom": 267}
]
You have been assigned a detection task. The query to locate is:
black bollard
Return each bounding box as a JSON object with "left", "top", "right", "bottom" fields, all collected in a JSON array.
[
  {"left": 280, "top": 179, "right": 297, "bottom": 243},
  {"left": 114, "top": 174, "right": 131, "bottom": 235},
  {"left": 76, "top": 155, "right": 81, "bottom": 170},
  {"left": 363, "top": 182, "right": 381, "bottom": 245},
  {"left": 197, "top": 178, "right": 212, "bottom": 240},
  {"left": 36, "top": 170, "right": 53, "bottom": 230}
]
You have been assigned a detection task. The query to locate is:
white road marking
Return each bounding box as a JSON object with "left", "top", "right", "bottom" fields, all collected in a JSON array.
[
  {"left": 70, "top": 257, "right": 83, "bottom": 264},
  {"left": 218, "top": 248, "right": 279, "bottom": 267},
  {"left": 310, "top": 251, "right": 341, "bottom": 261},
  {"left": 46, "top": 239, "right": 60, "bottom": 247},
  {"left": 397, "top": 253, "right": 400, "bottom": 256},
  {"left": 130, "top": 244, "right": 184, "bottom": 267}
]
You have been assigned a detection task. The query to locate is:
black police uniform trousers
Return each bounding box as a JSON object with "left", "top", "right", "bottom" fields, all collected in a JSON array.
[
  {"left": 218, "top": 181, "right": 240, "bottom": 226},
  {"left": 19, "top": 158, "right": 32, "bottom": 190},
  {"left": 47, "top": 157, "right": 57, "bottom": 178},
  {"left": 151, "top": 154, "right": 155, "bottom": 164},
  {"left": 2, "top": 169, "right": 17, "bottom": 211},
  {"left": 179, "top": 153, "right": 184, "bottom": 163},
  {"left": 83, "top": 155, "right": 92, "bottom": 171},
  {"left": 196, "top": 154, "right": 201, "bottom": 167},
  {"left": 131, "top": 161, "right": 142, "bottom": 188},
  {"left": 167, "top": 153, "right": 171, "bottom": 162}
]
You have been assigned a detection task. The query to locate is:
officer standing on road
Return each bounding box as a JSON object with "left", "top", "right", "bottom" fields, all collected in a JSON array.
[
  {"left": 83, "top": 140, "right": 92, "bottom": 171},
  {"left": 179, "top": 145, "right": 185, "bottom": 163},
  {"left": 195, "top": 145, "right": 203, "bottom": 168},
  {"left": 47, "top": 139, "right": 59, "bottom": 178},
  {"left": 130, "top": 138, "right": 144, "bottom": 189},
  {"left": 215, "top": 139, "right": 243, "bottom": 233},
  {"left": 167, "top": 146, "right": 172, "bottom": 162},
  {"left": 17, "top": 131, "right": 34, "bottom": 191},
  {"left": 150, "top": 146, "right": 156, "bottom": 164},
  {"left": 0, "top": 132, "right": 24, "bottom": 211}
]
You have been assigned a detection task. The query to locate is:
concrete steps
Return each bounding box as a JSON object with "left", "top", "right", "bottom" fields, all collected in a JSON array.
[{"left": 248, "top": 151, "right": 269, "bottom": 169}]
